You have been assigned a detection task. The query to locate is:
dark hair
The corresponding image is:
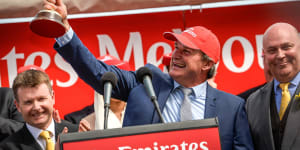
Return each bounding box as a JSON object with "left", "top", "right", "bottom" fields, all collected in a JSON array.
[
  {"left": 13, "top": 70, "right": 52, "bottom": 102},
  {"left": 201, "top": 52, "right": 217, "bottom": 79}
]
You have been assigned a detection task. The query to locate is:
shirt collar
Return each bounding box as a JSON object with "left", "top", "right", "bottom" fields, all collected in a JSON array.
[
  {"left": 172, "top": 80, "right": 207, "bottom": 98},
  {"left": 274, "top": 72, "right": 300, "bottom": 91},
  {"left": 26, "top": 118, "right": 55, "bottom": 140}
]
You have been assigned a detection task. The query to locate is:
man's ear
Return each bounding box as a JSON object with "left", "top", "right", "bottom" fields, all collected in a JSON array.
[
  {"left": 14, "top": 99, "right": 21, "bottom": 112},
  {"left": 202, "top": 60, "right": 214, "bottom": 71},
  {"left": 52, "top": 90, "right": 55, "bottom": 105}
]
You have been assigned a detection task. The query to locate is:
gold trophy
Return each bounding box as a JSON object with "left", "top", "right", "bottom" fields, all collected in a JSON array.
[{"left": 30, "top": 9, "right": 66, "bottom": 38}]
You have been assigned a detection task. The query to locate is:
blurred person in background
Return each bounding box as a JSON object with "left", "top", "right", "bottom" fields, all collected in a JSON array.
[
  {"left": 65, "top": 55, "right": 130, "bottom": 126},
  {"left": 76, "top": 55, "right": 131, "bottom": 131},
  {"left": 0, "top": 87, "right": 24, "bottom": 142}
]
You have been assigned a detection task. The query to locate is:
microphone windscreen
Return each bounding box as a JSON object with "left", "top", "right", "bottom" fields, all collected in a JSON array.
[
  {"left": 100, "top": 72, "right": 118, "bottom": 88},
  {"left": 136, "top": 67, "right": 152, "bottom": 83}
]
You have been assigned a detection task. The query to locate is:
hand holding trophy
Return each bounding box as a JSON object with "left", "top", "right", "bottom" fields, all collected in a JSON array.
[{"left": 30, "top": 0, "right": 70, "bottom": 38}]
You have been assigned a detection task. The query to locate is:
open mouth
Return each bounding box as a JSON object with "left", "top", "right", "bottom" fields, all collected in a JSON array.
[
  {"left": 277, "top": 62, "right": 288, "bottom": 68},
  {"left": 31, "top": 111, "right": 44, "bottom": 120},
  {"left": 172, "top": 61, "right": 185, "bottom": 68}
]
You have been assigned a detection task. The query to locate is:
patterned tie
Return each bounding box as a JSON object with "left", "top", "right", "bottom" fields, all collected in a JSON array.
[
  {"left": 279, "top": 83, "right": 291, "bottom": 120},
  {"left": 180, "top": 87, "right": 193, "bottom": 121},
  {"left": 39, "top": 131, "right": 54, "bottom": 150}
]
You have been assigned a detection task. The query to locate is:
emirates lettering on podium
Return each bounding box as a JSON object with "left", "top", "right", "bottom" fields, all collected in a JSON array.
[{"left": 118, "top": 141, "right": 209, "bottom": 150}]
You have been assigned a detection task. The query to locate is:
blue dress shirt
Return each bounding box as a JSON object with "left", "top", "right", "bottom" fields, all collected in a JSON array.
[
  {"left": 162, "top": 80, "right": 207, "bottom": 123},
  {"left": 274, "top": 72, "right": 300, "bottom": 112}
]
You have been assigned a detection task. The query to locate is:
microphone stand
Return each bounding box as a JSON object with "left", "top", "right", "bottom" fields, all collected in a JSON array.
[
  {"left": 104, "top": 103, "right": 110, "bottom": 129},
  {"left": 103, "top": 83, "right": 112, "bottom": 130},
  {"left": 151, "top": 96, "right": 165, "bottom": 123}
]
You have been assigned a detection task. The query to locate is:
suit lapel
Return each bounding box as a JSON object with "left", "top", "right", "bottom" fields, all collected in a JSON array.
[
  {"left": 23, "top": 125, "right": 43, "bottom": 150},
  {"left": 204, "top": 84, "right": 216, "bottom": 118},
  {"left": 282, "top": 83, "right": 300, "bottom": 148},
  {"left": 256, "top": 82, "right": 276, "bottom": 149}
]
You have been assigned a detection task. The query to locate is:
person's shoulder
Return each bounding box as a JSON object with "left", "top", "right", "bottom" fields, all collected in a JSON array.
[
  {"left": 0, "top": 87, "right": 14, "bottom": 98},
  {"left": 0, "top": 133, "right": 26, "bottom": 150},
  {"left": 145, "top": 64, "right": 161, "bottom": 72},
  {"left": 213, "top": 87, "right": 244, "bottom": 103},
  {"left": 247, "top": 81, "right": 273, "bottom": 103},
  {"left": 237, "top": 83, "right": 266, "bottom": 100},
  {"left": 145, "top": 64, "right": 170, "bottom": 76},
  {"left": 0, "top": 126, "right": 25, "bottom": 144},
  {"left": 210, "top": 88, "right": 246, "bottom": 113},
  {"left": 0, "top": 87, "right": 12, "bottom": 92},
  {"left": 59, "top": 120, "right": 79, "bottom": 132}
]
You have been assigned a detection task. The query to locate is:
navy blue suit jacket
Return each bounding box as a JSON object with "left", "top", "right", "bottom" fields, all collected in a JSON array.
[{"left": 54, "top": 33, "right": 253, "bottom": 150}]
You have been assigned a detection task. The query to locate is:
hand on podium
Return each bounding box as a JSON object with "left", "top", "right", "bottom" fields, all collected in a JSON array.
[
  {"left": 55, "top": 127, "right": 68, "bottom": 150},
  {"left": 79, "top": 119, "right": 92, "bottom": 132}
]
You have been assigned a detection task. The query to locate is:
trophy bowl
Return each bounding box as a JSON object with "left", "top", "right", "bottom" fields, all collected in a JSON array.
[{"left": 30, "top": 10, "right": 66, "bottom": 38}]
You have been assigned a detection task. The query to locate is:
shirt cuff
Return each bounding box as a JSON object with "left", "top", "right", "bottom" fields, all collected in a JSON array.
[{"left": 55, "top": 27, "right": 74, "bottom": 47}]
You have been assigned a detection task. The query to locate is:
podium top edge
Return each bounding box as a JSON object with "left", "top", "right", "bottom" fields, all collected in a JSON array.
[{"left": 60, "top": 117, "right": 218, "bottom": 144}]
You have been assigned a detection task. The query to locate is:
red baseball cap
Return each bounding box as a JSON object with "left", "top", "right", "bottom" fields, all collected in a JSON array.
[
  {"left": 162, "top": 52, "right": 172, "bottom": 67},
  {"left": 163, "top": 26, "right": 220, "bottom": 63},
  {"left": 17, "top": 65, "right": 45, "bottom": 74},
  {"left": 97, "top": 55, "right": 133, "bottom": 71}
]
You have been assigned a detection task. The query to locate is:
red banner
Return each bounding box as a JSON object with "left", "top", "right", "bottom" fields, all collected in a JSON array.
[
  {"left": 63, "top": 127, "right": 221, "bottom": 150},
  {"left": 0, "top": 1, "right": 299, "bottom": 118}
]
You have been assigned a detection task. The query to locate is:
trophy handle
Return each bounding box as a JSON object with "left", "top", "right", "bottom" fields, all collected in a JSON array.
[{"left": 30, "top": 10, "right": 66, "bottom": 38}]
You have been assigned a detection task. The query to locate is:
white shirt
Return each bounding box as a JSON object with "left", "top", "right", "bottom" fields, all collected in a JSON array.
[
  {"left": 94, "top": 92, "right": 124, "bottom": 129},
  {"left": 26, "top": 119, "right": 55, "bottom": 150}
]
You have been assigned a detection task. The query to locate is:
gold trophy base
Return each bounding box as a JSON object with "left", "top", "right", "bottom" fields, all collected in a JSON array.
[{"left": 30, "top": 10, "right": 66, "bottom": 38}]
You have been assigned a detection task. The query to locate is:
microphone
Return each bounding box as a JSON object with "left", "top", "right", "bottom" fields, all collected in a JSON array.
[
  {"left": 100, "top": 72, "right": 118, "bottom": 129},
  {"left": 136, "top": 67, "right": 165, "bottom": 123}
]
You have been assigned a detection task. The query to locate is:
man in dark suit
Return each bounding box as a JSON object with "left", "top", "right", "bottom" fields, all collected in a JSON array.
[
  {"left": 43, "top": 0, "right": 254, "bottom": 149},
  {"left": 246, "top": 22, "right": 300, "bottom": 150},
  {"left": 0, "top": 66, "right": 47, "bottom": 142},
  {"left": 0, "top": 87, "right": 24, "bottom": 142},
  {"left": 0, "top": 69, "right": 78, "bottom": 150}
]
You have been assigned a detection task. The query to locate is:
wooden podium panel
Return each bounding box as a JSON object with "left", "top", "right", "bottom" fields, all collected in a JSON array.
[{"left": 60, "top": 118, "right": 221, "bottom": 150}]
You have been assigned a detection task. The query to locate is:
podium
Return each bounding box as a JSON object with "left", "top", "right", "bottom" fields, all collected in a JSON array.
[{"left": 60, "top": 118, "right": 221, "bottom": 150}]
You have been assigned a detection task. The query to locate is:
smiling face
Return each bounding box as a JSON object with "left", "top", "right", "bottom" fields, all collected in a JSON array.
[
  {"left": 169, "top": 42, "right": 213, "bottom": 87},
  {"left": 263, "top": 23, "right": 300, "bottom": 83},
  {"left": 15, "top": 83, "right": 54, "bottom": 130}
]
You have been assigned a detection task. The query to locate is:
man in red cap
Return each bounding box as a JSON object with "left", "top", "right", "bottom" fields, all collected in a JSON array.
[
  {"left": 44, "top": 0, "right": 253, "bottom": 149},
  {"left": 162, "top": 51, "right": 217, "bottom": 88}
]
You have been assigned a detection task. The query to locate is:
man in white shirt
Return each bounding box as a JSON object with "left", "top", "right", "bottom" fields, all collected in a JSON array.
[{"left": 0, "top": 69, "right": 78, "bottom": 150}]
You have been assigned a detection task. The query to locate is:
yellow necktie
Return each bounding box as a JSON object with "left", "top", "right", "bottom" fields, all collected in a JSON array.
[
  {"left": 279, "top": 83, "right": 291, "bottom": 120},
  {"left": 39, "top": 131, "right": 54, "bottom": 150}
]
